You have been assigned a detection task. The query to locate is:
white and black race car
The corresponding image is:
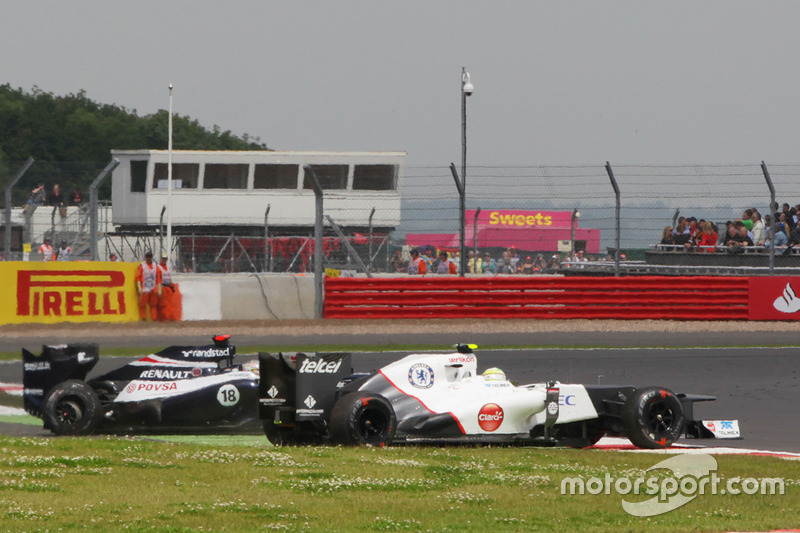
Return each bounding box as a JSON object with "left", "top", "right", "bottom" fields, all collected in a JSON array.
[
  {"left": 259, "top": 345, "right": 740, "bottom": 449},
  {"left": 22, "top": 335, "right": 260, "bottom": 435}
]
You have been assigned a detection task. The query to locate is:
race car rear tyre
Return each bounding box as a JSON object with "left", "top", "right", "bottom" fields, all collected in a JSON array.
[
  {"left": 622, "top": 387, "right": 684, "bottom": 449},
  {"left": 42, "top": 380, "right": 103, "bottom": 436},
  {"left": 329, "top": 392, "right": 396, "bottom": 446}
]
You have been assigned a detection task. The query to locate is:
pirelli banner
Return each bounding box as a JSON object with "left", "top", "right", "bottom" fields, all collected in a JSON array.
[{"left": 1, "top": 262, "right": 140, "bottom": 324}]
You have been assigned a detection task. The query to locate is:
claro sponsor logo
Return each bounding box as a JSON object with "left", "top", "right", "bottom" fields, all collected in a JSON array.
[
  {"left": 478, "top": 403, "right": 504, "bottom": 432},
  {"left": 299, "top": 359, "right": 342, "bottom": 374},
  {"left": 16, "top": 270, "right": 127, "bottom": 317}
]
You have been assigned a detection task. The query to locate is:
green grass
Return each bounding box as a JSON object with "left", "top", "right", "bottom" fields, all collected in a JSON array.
[{"left": 0, "top": 434, "right": 796, "bottom": 532}]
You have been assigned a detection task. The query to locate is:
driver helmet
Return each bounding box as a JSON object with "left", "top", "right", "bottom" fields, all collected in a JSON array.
[{"left": 482, "top": 367, "right": 506, "bottom": 382}]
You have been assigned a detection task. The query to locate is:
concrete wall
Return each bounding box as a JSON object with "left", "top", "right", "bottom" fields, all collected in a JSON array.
[{"left": 175, "top": 273, "right": 315, "bottom": 320}]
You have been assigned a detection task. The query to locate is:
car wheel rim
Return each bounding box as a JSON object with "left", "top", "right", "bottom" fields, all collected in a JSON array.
[
  {"left": 357, "top": 407, "right": 387, "bottom": 441},
  {"left": 647, "top": 402, "right": 674, "bottom": 435},
  {"left": 55, "top": 399, "right": 83, "bottom": 426}
]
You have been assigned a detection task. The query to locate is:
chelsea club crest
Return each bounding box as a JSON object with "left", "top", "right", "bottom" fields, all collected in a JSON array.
[{"left": 408, "top": 363, "right": 435, "bottom": 389}]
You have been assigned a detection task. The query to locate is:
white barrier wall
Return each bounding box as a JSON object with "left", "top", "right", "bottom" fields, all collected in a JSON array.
[{"left": 175, "top": 273, "right": 315, "bottom": 321}]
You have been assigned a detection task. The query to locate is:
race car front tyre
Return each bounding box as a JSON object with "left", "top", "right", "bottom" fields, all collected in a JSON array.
[
  {"left": 622, "top": 387, "right": 685, "bottom": 449},
  {"left": 329, "top": 392, "right": 396, "bottom": 446},
  {"left": 42, "top": 380, "right": 103, "bottom": 436}
]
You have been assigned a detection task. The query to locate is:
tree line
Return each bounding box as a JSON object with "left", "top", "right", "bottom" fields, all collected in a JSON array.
[{"left": 0, "top": 84, "right": 268, "bottom": 203}]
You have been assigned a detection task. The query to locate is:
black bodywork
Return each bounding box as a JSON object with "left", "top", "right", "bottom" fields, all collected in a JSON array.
[{"left": 23, "top": 336, "right": 260, "bottom": 434}]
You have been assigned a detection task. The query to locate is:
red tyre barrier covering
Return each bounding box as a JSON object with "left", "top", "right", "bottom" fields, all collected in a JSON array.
[
  {"left": 324, "top": 276, "right": 751, "bottom": 320},
  {"left": 748, "top": 276, "right": 800, "bottom": 320}
]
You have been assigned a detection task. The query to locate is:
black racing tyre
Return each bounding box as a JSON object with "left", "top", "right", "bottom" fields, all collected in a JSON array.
[
  {"left": 622, "top": 387, "right": 684, "bottom": 449},
  {"left": 329, "top": 391, "right": 396, "bottom": 446},
  {"left": 42, "top": 380, "right": 103, "bottom": 436}
]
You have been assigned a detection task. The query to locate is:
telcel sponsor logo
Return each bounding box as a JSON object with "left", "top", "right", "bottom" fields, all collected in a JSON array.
[
  {"left": 182, "top": 347, "right": 231, "bottom": 359},
  {"left": 16, "top": 270, "right": 127, "bottom": 317},
  {"left": 299, "top": 359, "right": 342, "bottom": 374},
  {"left": 478, "top": 403, "right": 504, "bottom": 432}
]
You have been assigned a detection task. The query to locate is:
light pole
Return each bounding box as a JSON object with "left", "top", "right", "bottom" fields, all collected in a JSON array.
[
  {"left": 570, "top": 208, "right": 580, "bottom": 256},
  {"left": 166, "top": 83, "right": 174, "bottom": 265},
  {"left": 459, "top": 67, "right": 474, "bottom": 276}
]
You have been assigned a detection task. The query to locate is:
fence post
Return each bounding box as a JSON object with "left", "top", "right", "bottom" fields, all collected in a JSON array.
[
  {"left": 304, "top": 165, "right": 324, "bottom": 319},
  {"left": 761, "top": 161, "right": 776, "bottom": 275},
  {"left": 264, "top": 204, "right": 271, "bottom": 272},
  {"left": 472, "top": 207, "right": 481, "bottom": 272},
  {"left": 89, "top": 159, "right": 120, "bottom": 261},
  {"left": 158, "top": 205, "right": 166, "bottom": 257},
  {"left": 449, "top": 163, "right": 466, "bottom": 276},
  {"left": 368, "top": 207, "right": 375, "bottom": 273},
  {"left": 3, "top": 157, "right": 34, "bottom": 260},
  {"left": 605, "top": 162, "right": 621, "bottom": 277}
]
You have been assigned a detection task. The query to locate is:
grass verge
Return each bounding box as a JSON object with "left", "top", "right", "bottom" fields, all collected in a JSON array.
[{"left": 0, "top": 434, "right": 796, "bottom": 532}]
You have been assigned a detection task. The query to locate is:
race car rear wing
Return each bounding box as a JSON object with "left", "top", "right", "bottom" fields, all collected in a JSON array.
[
  {"left": 22, "top": 344, "right": 100, "bottom": 417},
  {"left": 258, "top": 352, "right": 352, "bottom": 426}
]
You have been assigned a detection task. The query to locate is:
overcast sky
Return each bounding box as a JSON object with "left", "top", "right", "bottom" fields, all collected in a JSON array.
[{"left": 3, "top": 1, "right": 800, "bottom": 167}]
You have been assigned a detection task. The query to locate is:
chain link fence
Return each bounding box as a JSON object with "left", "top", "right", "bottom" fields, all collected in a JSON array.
[{"left": 3, "top": 160, "right": 800, "bottom": 274}]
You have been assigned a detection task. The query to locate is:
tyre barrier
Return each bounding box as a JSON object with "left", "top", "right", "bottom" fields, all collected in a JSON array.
[{"left": 324, "top": 276, "right": 754, "bottom": 320}]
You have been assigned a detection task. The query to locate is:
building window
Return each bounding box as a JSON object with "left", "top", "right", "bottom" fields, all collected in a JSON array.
[
  {"left": 204, "top": 164, "right": 248, "bottom": 189},
  {"left": 254, "top": 164, "right": 299, "bottom": 189},
  {"left": 153, "top": 163, "right": 200, "bottom": 189},
  {"left": 304, "top": 164, "right": 348, "bottom": 190},
  {"left": 353, "top": 165, "right": 396, "bottom": 190},
  {"left": 130, "top": 160, "right": 148, "bottom": 192}
]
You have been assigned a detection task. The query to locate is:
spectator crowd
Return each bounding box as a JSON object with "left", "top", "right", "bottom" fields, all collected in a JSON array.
[
  {"left": 657, "top": 203, "right": 800, "bottom": 253},
  {"left": 392, "top": 245, "right": 610, "bottom": 275},
  {"left": 24, "top": 182, "right": 84, "bottom": 215}
]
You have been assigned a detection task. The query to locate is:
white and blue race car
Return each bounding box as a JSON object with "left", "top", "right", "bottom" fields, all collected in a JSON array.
[{"left": 259, "top": 345, "right": 739, "bottom": 449}]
